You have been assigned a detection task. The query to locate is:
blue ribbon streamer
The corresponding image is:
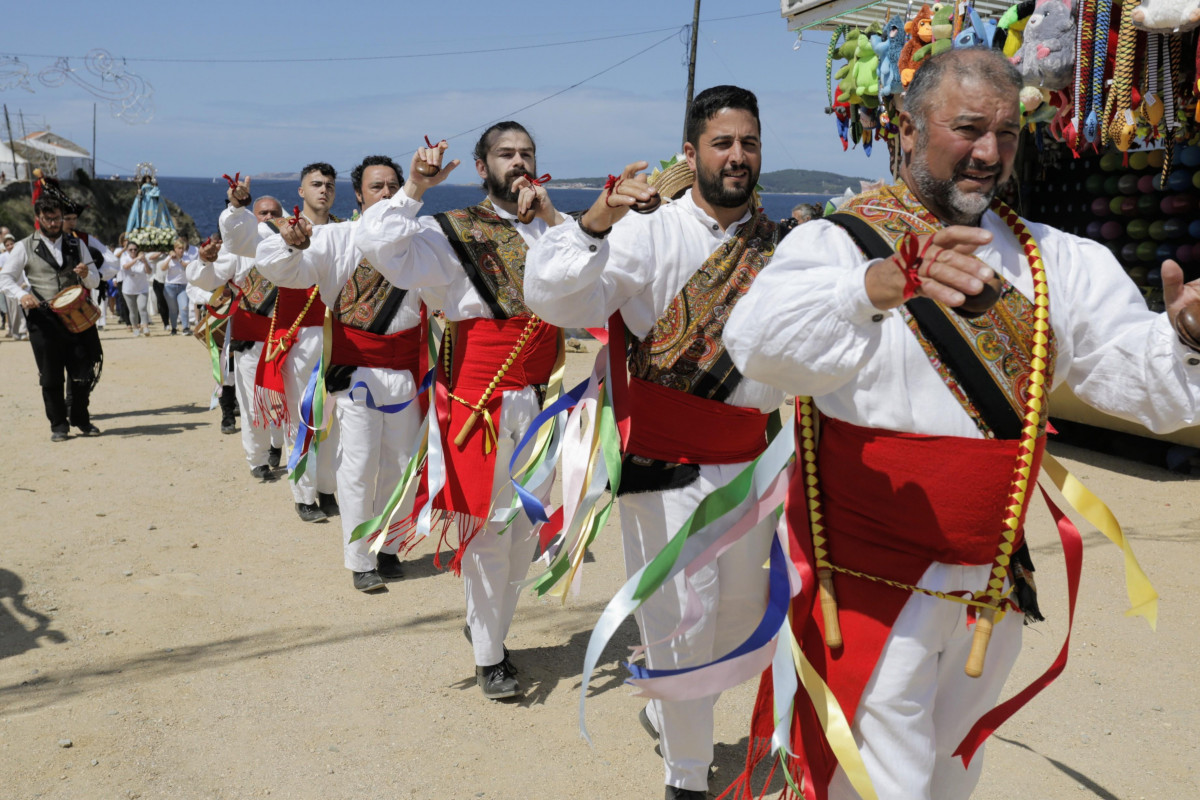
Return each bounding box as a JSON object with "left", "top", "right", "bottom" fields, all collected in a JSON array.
[
  {"left": 347, "top": 368, "right": 435, "bottom": 414},
  {"left": 625, "top": 533, "right": 790, "bottom": 682},
  {"left": 506, "top": 374, "right": 593, "bottom": 525}
]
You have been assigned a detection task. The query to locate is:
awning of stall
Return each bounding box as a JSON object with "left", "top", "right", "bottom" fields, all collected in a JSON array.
[{"left": 780, "top": 0, "right": 1015, "bottom": 33}]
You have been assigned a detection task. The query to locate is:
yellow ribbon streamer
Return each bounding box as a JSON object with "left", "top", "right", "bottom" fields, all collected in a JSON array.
[
  {"left": 1040, "top": 453, "right": 1159, "bottom": 630},
  {"left": 791, "top": 630, "right": 879, "bottom": 800}
]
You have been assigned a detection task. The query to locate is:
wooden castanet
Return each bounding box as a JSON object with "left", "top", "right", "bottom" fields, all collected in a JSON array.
[
  {"left": 818, "top": 568, "right": 843, "bottom": 649},
  {"left": 965, "top": 605, "right": 996, "bottom": 678}
]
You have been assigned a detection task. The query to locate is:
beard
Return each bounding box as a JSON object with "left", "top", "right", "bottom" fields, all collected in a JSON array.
[
  {"left": 695, "top": 159, "right": 759, "bottom": 209},
  {"left": 483, "top": 165, "right": 530, "bottom": 204},
  {"left": 908, "top": 146, "right": 1000, "bottom": 226}
]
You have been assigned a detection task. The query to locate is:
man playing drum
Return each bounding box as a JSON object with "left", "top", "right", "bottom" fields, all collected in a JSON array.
[{"left": 0, "top": 196, "right": 103, "bottom": 442}]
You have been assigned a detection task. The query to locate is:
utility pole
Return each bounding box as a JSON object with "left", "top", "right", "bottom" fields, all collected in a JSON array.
[
  {"left": 92, "top": 103, "right": 97, "bottom": 179},
  {"left": 682, "top": 0, "right": 701, "bottom": 148},
  {"left": 3, "top": 104, "right": 17, "bottom": 184}
]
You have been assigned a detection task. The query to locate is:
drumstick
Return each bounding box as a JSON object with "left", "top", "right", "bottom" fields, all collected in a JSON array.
[{"left": 965, "top": 605, "right": 996, "bottom": 678}]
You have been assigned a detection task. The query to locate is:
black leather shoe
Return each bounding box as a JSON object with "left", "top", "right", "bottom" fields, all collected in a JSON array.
[
  {"left": 639, "top": 706, "right": 660, "bottom": 741},
  {"left": 665, "top": 787, "right": 707, "bottom": 800},
  {"left": 267, "top": 446, "right": 282, "bottom": 469},
  {"left": 318, "top": 492, "right": 339, "bottom": 517},
  {"left": 220, "top": 418, "right": 237, "bottom": 435},
  {"left": 250, "top": 465, "right": 276, "bottom": 481},
  {"left": 476, "top": 661, "right": 521, "bottom": 699},
  {"left": 50, "top": 431, "right": 69, "bottom": 443},
  {"left": 353, "top": 570, "right": 386, "bottom": 592},
  {"left": 78, "top": 424, "right": 101, "bottom": 436},
  {"left": 295, "top": 502, "right": 327, "bottom": 523},
  {"left": 376, "top": 552, "right": 405, "bottom": 580},
  {"left": 462, "top": 624, "right": 516, "bottom": 673}
]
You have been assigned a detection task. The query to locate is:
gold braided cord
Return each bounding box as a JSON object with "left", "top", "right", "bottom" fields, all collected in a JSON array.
[
  {"left": 264, "top": 286, "right": 320, "bottom": 362},
  {"left": 1102, "top": 0, "right": 1138, "bottom": 148},
  {"left": 448, "top": 315, "right": 542, "bottom": 415},
  {"left": 798, "top": 200, "right": 1050, "bottom": 621}
]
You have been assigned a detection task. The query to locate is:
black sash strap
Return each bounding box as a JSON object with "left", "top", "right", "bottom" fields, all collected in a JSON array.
[
  {"left": 433, "top": 211, "right": 508, "bottom": 320},
  {"left": 825, "top": 213, "right": 1022, "bottom": 440}
]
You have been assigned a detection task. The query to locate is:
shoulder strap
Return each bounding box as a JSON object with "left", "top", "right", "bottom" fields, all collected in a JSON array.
[
  {"left": 824, "top": 213, "right": 1023, "bottom": 439},
  {"left": 434, "top": 210, "right": 508, "bottom": 320}
]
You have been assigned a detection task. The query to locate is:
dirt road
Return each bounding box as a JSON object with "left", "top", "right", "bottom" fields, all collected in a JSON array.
[{"left": 1, "top": 328, "right": 1196, "bottom": 799}]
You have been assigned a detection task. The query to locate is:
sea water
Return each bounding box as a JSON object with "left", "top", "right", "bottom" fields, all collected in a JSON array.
[{"left": 153, "top": 176, "right": 830, "bottom": 237}]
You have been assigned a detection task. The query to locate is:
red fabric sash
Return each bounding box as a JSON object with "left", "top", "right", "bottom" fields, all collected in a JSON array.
[
  {"left": 330, "top": 321, "right": 421, "bottom": 376},
  {"left": 743, "top": 416, "right": 1045, "bottom": 800},
  {"left": 435, "top": 316, "right": 558, "bottom": 528},
  {"left": 230, "top": 306, "right": 271, "bottom": 342},
  {"left": 253, "top": 287, "right": 326, "bottom": 428},
  {"left": 625, "top": 376, "right": 768, "bottom": 464}
]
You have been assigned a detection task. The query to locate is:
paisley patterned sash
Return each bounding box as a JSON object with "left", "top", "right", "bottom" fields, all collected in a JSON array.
[
  {"left": 435, "top": 200, "right": 531, "bottom": 320},
  {"left": 835, "top": 183, "right": 1057, "bottom": 437},
  {"left": 333, "top": 259, "right": 406, "bottom": 332},
  {"left": 237, "top": 267, "right": 278, "bottom": 316},
  {"left": 628, "top": 211, "right": 777, "bottom": 402}
]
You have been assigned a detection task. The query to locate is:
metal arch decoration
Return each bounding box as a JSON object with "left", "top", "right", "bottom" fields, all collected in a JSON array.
[
  {"left": 34, "top": 49, "right": 155, "bottom": 125},
  {"left": 0, "top": 57, "right": 33, "bottom": 93}
]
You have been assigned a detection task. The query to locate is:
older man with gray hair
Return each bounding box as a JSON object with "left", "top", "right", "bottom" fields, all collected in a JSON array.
[{"left": 725, "top": 47, "right": 1200, "bottom": 800}]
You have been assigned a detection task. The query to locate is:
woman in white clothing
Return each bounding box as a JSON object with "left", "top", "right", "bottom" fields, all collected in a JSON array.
[
  {"left": 120, "top": 243, "right": 153, "bottom": 336},
  {"left": 158, "top": 238, "right": 192, "bottom": 334}
]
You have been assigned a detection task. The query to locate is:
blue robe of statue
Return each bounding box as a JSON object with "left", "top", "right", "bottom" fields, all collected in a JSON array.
[{"left": 126, "top": 183, "right": 175, "bottom": 232}]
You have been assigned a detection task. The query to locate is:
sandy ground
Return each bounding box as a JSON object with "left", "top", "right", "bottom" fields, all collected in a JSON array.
[{"left": 1, "top": 324, "right": 1197, "bottom": 800}]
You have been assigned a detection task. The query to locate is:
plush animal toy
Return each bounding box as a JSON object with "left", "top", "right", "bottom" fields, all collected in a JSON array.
[
  {"left": 999, "top": 0, "right": 1039, "bottom": 57},
  {"left": 1011, "top": 0, "right": 1076, "bottom": 90},
  {"left": 835, "top": 25, "right": 882, "bottom": 108},
  {"left": 900, "top": 4, "right": 935, "bottom": 86},
  {"left": 876, "top": 14, "right": 906, "bottom": 97},
  {"left": 913, "top": 3, "right": 956, "bottom": 66},
  {"left": 1130, "top": 0, "right": 1200, "bottom": 32}
]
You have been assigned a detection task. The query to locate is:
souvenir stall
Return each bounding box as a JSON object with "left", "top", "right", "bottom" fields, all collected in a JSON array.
[{"left": 782, "top": 0, "right": 1200, "bottom": 448}]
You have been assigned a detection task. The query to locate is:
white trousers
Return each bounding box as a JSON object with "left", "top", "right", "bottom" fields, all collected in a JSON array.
[
  {"left": 461, "top": 388, "right": 549, "bottom": 668},
  {"left": 281, "top": 326, "right": 339, "bottom": 505},
  {"left": 619, "top": 462, "right": 774, "bottom": 792},
  {"left": 828, "top": 562, "right": 1024, "bottom": 800},
  {"left": 233, "top": 343, "right": 284, "bottom": 468},
  {"left": 333, "top": 366, "right": 422, "bottom": 572}
]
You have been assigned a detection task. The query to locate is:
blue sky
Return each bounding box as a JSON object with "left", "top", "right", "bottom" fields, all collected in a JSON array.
[{"left": 1, "top": 1, "right": 885, "bottom": 183}]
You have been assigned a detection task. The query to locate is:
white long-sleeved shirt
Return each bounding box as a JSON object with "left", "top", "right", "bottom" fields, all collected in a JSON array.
[
  {"left": 352, "top": 192, "right": 555, "bottom": 321},
  {"left": 725, "top": 212, "right": 1200, "bottom": 437},
  {"left": 256, "top": 218, "right": 423, "bottom": 335},
  {"left": 524, "top": 192, "right": 785, "bottom": 414},
  {"left": 118, "top": 252, "right": 152, "bottom": 295},
  {"left": 0, "top": 232, "right": 99, "bottom": 301}
]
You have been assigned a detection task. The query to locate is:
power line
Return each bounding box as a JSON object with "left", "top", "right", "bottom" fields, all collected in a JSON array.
[
  {"left": 0, "top": 10, "right": 778, "bottom": 66},
  {"left": 437, "top": 30, "right": 681, "bottom": 146}
]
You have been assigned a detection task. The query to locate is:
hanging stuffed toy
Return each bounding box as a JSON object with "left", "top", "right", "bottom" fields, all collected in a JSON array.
[
  {"left": 835, "top": 24, "right": 882, "bottom": 108},
  {"left": 1130, "top": 0, "right": 1200, "bottom": 33},
  {"left": 877, "top": 14, "right": 906, "bottom": 97},
  {"left": 999, "top": 0, "right": 1039, "bottom": 56},
  {"left": 913, "top": 3, "right": 956, "bottom": 67},
  {"left": 1011, "top": 0, "right": 1077, "bottom": 90},
  {"left": 900, "top": 4, "right": 935, "bottom": 86}
]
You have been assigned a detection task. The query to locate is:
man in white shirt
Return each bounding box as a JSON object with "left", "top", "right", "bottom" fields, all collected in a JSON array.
[
  {"left": 354, "top": 123, "right": 563, "bottom": 699},
  {"left": 525, "top": 85, "right": 783, "bottom": 800},
  {"left": 0, "top": 197, "right": 102, "bottom": 441},
  {"left": 221, "top": 166, "right": 342, "bottom": 524},
  {"left": 724, "top": 48, "right": 1200, "bottom": 800},
  {"left": 256, "top": 155, "right": 425, "bottom": 593}
]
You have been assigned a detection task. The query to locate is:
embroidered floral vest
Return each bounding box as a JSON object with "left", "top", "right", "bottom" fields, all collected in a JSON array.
[
  {"left": 835, "top": 183, "right": 1057, "bottom": 437},
  {"left": 628, "top": 211, "right": 777, "bottom": 402},
  {"left": 435, "top": 201, "right": 531, "bottom": 319}
]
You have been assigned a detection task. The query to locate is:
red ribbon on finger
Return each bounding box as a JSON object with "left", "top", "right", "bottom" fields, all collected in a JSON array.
[
  {"left": 424, "top": 135, "right": 438, "bottom": 149},
  {"left": 603, "top": 174, "right": 622, "bottom": 208},
  {"left": 896, "top": 232, "right": 935, "bottom": 299},
  {"left": 524, "top": 173, "right": 552, "bottom": 186},
  {"left": 289, "top": 205, "right": 302, "bottom": 226},
  {"left": 222, "top": 172, "right": 240, "bottom": 189}
]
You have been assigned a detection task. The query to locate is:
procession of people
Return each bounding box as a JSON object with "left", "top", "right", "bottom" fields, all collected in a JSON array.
[{"left": 4, "top": 48, "right": 1200, "bottom": 800}]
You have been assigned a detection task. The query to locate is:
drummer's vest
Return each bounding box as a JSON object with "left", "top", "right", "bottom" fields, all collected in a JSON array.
[{"left": 22, "top": 233, "right": 83, "bottom": 301}]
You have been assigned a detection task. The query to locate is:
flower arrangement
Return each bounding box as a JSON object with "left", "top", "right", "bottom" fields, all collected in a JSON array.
[{"left": 127, "top": 226, "right": 177, "bottom": 253}]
